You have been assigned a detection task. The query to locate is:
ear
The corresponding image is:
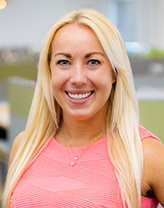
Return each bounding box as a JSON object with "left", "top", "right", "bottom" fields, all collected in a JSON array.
[{"left": 112, "top": 67, "right": 117, "bottom": 84}]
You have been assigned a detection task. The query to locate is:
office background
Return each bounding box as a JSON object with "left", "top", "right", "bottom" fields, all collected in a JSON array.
[{"left": 0, "top": 1, "right": 164, "bottom": 206}]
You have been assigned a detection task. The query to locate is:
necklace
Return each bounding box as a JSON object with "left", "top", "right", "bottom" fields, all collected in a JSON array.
[{"left": 64, "top": 129, "right": 105, "bottom": 167}]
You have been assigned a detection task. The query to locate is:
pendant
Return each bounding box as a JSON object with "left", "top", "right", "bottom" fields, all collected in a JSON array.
[{"left": 71, "top": 161, "right": 75, "bottom": 167}]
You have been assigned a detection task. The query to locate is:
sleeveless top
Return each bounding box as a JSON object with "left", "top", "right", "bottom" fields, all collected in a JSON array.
[{"left": 10, "top": 126, "right": 159, "bottom": 208}]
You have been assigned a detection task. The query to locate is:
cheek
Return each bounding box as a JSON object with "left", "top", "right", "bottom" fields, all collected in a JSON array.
[
  {"left": 51, "top": 73, "right": 61, "bottom": 98},
  {"left": 51, "top": 71, "right": 69, "bottom": 103},
  {"left": 51, "top": 74, "right": 59, "bottom": 89},
  {"left": 51, "top": 77, "right": 63, "bottom": 109},
  {"left": 99, "top": 74, "right": 114, "bottom": 98},
  {"left": 96, "top": 70, "right": 114, "bottom": 88},
  {"left": 51, "top": 70, "right": 65, "bottom": 89}
]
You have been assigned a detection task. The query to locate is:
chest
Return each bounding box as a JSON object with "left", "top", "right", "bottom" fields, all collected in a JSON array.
[{"left": 10, "top": 138, "right": 158, "bottom": 208}]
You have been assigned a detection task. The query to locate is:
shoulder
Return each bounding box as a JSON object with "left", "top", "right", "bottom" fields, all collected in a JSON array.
[
  {"left": 8, "top": 131, "right": 25, "bottom": 168},
  {"left": 142, "top": 137, "right": 164, "bottom": 170},
  {"left": 142, "top": 137, "right": 164, "bottom": 206}
]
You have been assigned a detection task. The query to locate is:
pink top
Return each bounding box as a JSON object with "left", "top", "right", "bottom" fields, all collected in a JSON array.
[{"left": 11, "top": 126, "right": 159, "bottom": 208}]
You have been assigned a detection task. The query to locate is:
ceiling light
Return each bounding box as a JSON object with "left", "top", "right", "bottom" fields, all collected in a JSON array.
[{"left": 0, "top": 0, "right": 7, "bottom": 10}]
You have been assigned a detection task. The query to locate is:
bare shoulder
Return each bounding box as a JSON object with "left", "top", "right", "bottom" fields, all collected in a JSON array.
[
  {"left": 8, "top": 131, "right": 25, "bottom": 169},
  {"left": 142, "top": 137, "right": 164, "bottom": 206}
]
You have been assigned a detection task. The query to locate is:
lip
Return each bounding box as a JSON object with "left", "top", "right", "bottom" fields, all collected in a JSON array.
[
  {"left": 66, "top": 90, "right": 93, "bottom": 94},
  {"left": 65, "top": 90, "right": 94, "bottom": 104}
]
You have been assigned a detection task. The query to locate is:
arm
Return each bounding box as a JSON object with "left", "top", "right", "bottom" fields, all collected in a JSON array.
[
  {"left": 142, "top": 138, "right": 164, "bottom": 206},
  {"left": 8, "top": 131, "right": 24, "bottom": 169}
]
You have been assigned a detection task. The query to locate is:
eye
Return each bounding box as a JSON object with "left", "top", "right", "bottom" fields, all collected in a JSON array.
[
  {"left": 88, "top": 59, "right": 100, "bottom": 66},
  {"left": 57, "top": 60, "right": 70, "bottom": 66}
]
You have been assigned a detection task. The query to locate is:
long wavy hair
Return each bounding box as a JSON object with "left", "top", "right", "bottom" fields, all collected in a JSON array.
[{"left": 3, "top": 9, "right": 143, "bottom": 208}]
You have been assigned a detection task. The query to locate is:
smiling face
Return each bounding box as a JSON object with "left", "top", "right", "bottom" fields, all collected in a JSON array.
[{"left": 50, "top": 24, "right": 115, "bottom": 122}]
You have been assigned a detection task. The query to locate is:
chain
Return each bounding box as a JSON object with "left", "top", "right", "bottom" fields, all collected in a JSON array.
[{"left": 64, "top": 129, "right": 105, "bottom": 167}]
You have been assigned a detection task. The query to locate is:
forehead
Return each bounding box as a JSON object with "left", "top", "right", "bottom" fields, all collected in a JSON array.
[
  {"left": 54, "top": 23, "right": 96, "bottom": 39},
  {"left": 51, "top": 23, "right": 104, "bottom": 52}
]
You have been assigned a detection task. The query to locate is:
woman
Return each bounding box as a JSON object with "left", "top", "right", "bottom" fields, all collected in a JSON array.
[{"left": 3, "top": 9, "right": 164, "bottom": 208}]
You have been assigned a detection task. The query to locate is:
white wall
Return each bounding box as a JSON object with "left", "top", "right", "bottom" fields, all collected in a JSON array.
[
  {"left": 1, "top": 0, "right": 164, "bottom": 50},
  {"left": 137, "top": 0, "right": 164, "bottom": 48},
  {"left": 0, "top": 0, "right": 110, "bottom": 51}
]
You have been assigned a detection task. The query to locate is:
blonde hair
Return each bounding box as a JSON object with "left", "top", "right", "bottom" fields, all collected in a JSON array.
[{"left": 3, "top": 9, "right": 143, "bottom": 208}]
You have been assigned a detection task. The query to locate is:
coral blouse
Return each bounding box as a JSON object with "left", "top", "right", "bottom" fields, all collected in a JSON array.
[{"left": 10, "top": 126, "right": 159, "bottom": 207}]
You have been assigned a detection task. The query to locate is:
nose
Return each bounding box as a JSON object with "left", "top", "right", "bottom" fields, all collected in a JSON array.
[{"left": 70, "top": 65, "right": 87, "bottom": 86}]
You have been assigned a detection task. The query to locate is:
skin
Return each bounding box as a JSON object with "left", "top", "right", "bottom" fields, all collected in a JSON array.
[
  {"left": 142, "top": 138, "right": 164, "bottom": 205},
  {"left": 49, "top": 24, "right": 115, "bottom": 147},
  {"left": 8, "top": 24, "right": 164, "bottom": 206}
]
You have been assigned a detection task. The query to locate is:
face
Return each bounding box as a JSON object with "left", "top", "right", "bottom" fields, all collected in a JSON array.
[{"left": 50, "top": 24, "right": 115, "bottom": 122}]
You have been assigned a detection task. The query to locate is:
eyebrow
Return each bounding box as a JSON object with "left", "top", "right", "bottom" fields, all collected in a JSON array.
[
  {"left": 85, "top": 52, "right": 104, "bottom": 58},
  {"left": 54, "top": 52, "right": 104, "bottom": 58},
  {"left": 54, "top": 53, "right": 71, "bottom": 58}
]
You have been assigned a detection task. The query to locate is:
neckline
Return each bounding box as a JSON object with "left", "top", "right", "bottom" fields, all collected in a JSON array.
[{"left": 52, "top": 136, "right": 107, "bottom": 150}]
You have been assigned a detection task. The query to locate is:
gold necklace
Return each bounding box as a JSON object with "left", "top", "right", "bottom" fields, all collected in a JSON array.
[{"left": 64, "top": 129, "right": 105, "bottom": 167}]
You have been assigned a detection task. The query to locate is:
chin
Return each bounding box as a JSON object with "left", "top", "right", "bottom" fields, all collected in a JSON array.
[{"left": 71, "top": 114, "right": 90, "bottom": 121}]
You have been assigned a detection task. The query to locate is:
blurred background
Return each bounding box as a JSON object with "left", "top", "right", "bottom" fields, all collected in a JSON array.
[{"left": 0, "top": 0, "right": 164, "bottom": 205}]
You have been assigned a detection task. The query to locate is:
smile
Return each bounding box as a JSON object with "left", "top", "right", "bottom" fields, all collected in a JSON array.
[{"left": 67, "top": 92, "right": 93, "bottom": 100}]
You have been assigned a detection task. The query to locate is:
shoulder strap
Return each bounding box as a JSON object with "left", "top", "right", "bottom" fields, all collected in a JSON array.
[{"left": 138, "top": 125, "right": 160, "bottom": 142}]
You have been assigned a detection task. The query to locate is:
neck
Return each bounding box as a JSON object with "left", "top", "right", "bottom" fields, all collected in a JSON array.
[{"left": 56, "top": 114, "right": 106, "bottom": 147}]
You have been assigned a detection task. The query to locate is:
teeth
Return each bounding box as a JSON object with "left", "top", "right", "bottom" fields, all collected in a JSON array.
[{"left": 68, "top": 92, "right": 92, "bottom": 100}]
